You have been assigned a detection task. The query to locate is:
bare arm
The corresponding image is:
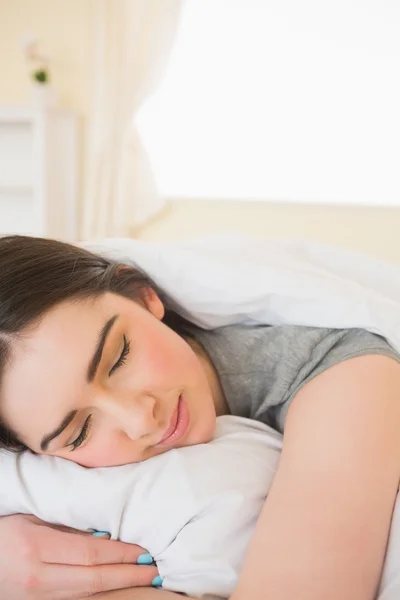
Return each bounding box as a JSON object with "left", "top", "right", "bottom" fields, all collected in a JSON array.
[
  {"left": 93, "top": 589, "right": 195, "bottom": 599},
  {"left": 231, "top": 355, "right": 400, "bottom": 600}
]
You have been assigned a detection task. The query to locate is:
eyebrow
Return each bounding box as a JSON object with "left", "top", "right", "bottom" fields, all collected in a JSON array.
[
  {"left": 86, "top": 314, "right": 119, "bottom": 383},
  {"left": 40, "top": 410, "right": 77, "bottom": 451},
  {"left": 40, "top": 314, "right": 119, "bottom": 452}
]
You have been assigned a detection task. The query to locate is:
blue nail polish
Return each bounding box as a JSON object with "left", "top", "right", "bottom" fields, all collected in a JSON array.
[
  {"left": 92, "top": 531, "right": 110, "bottom": 537},
  {"left": 137, "top": 553, "right": 154, "bottom": 565},
  {"left": 151, "top": 575, "right": 163, "bottom": 587}
]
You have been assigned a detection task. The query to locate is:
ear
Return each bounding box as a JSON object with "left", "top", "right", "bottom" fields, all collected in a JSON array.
[
  {"left": 140, "top": 286, "right": 165, "bottom": 320},
  {"left": 115, "top": 265, "right": 165, "bottom": 320}
]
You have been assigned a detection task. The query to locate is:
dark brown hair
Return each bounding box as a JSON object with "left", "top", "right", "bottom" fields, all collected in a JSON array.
[{"left": 0, "top": 235, "right": 201, "bottom": 453}]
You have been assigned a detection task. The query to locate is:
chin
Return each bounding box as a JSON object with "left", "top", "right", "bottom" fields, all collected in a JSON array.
[{"left": 195, "top": 413, "right": 217, "bottom": 445}]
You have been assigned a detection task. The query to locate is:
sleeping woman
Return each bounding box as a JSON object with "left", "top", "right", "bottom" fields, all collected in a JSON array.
[{"left": 1, "top": 234, "right": 400, "bottom": 600}]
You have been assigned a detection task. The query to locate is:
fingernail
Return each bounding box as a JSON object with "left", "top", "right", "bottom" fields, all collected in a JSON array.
[
  {"left": 92, "top": 531, "right": 110, "bottom": 537},
  {"left": 137, "top": 553, "right": 154, "bottom": 565},
  {"left": 151, "top": 575, "right": 163, "bottom": 587}
]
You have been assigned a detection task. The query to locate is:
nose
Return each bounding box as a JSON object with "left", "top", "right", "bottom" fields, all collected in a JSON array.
[{"left": 95, "top": 390, "right": 158, "bottom": 441}]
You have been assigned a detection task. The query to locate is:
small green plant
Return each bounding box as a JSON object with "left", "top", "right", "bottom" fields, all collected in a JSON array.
[
  {"left": 33, "top": 69, "right": 49, "bottom": 84},
  {"left": 21, "top": 34, "right": 51, "bottom": 85}
]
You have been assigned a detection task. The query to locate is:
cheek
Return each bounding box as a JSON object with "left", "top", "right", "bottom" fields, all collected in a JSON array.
[
  {"left": 66, "top": 432, "right": 142, "bottom": 468},
  {"left": 135, "top": 328, "right": 201, "bottom": 386}
]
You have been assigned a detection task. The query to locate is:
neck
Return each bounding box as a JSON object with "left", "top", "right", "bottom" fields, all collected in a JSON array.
[{"left": 186, "top": 336, "right": 230, "bottom": 416}]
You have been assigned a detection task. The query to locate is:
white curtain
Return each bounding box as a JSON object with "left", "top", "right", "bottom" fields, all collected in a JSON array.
[{"left": 82, "top": 0, "right": 184, "bottom": 239}]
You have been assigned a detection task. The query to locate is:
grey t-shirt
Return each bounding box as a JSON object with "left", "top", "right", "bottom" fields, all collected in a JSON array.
[{"left": 190, "top": 324, "right": 400, "bottom": 433}]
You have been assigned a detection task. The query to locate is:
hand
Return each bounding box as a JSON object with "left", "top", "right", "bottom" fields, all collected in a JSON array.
[
  {"left": 0, "top": 514, "right": 159, "bottom": 599},
  {"left": 92, "top": 589, "right": 197, "bottom": 599}
]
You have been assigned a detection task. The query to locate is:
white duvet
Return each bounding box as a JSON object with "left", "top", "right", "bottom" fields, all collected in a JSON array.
[{"left": 1, "top": 232, "right": 400, "bottom": 598}]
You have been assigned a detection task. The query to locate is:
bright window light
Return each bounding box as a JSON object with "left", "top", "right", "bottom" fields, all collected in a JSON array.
[{"left": 136, "top": 0, "right": 400, "bottom": 206}]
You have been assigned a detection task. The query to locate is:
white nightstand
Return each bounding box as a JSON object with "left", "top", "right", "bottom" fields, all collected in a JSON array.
[{"left": 0, "top": 106, "right": 78, "bottom": 240}]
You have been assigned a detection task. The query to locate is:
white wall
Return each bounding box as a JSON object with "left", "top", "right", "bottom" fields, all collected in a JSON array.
[
  {"left": 134, "top": 198, "right": 400, "bottom": 265},
  {"left": 1, "top": 0, "right": 400, "bottom": 265},
  {"left": 0, "top": 0, "right": 96, "bottom": 222}
]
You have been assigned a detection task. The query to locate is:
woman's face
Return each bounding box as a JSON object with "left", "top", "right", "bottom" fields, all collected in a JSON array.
[{"left": 1, "top": 290, "right": 223, "bottom": 467}]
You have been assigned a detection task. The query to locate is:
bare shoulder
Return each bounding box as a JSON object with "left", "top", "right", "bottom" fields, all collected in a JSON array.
[
  {"left": 282, "top": 354, "right": 400, "bottom": 485},
  {"left": 286, "top": 353, "right": 400, "bottom": 460},
  {"left": 233, "top": 354, "right": 400, "bottom": 600}
]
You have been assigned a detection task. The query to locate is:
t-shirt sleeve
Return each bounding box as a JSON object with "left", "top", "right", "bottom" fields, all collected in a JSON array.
[{"left": 273, "top": 328, "right": 400, "bottom": 433}]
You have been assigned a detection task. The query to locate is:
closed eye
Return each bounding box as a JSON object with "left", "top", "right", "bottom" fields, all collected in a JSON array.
[
  {"left": 67, "top": 336, "right": 130, "bottom": 452},
  {"left": 69, "top": 415, "right": 92, "bottom": 451},
  {"left": 109, "top": 336, "right": 130, "bottom": 376}
]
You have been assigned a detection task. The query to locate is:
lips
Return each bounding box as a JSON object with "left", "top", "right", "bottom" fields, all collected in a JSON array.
[
  {"left": 159, "top": 399, "right": 180, "bottom": 443},
  {"left": 156, "top": 394, "right": 190, "bottom": 447}
]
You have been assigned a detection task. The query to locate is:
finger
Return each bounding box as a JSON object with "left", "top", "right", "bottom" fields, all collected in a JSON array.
[
  {"left": 39, "top": 522, "right": 99, "bottom": 537},
  {"left": 42, "top": 563, "right": 160, "bottom": 598},
  {"left": 41, "top": 528, "right": 150, "bottom": 566},
  {"left": 26, "top": 515, "right": 104, "bottom": 538}
]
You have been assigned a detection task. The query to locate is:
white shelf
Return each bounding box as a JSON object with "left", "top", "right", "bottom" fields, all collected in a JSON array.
[
  {"left": 0, "top": 185, "right": 34, "bottom": 194},
  {"left": 0, "top": 105, "right": 78, "bottom": 240},
  {"left": 0, "top": 105, "right": 74, "bottom": 123}
]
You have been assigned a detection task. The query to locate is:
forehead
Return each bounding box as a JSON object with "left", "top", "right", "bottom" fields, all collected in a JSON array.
[
  {"left": 0, "top": 293, "right": 134, "bottom": 445},
  {"left": 12, "top": 294, "right": 117, "bottom": 365},
  {"left": 13, "top": 292, "right": 137, "bottom": 352}
]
